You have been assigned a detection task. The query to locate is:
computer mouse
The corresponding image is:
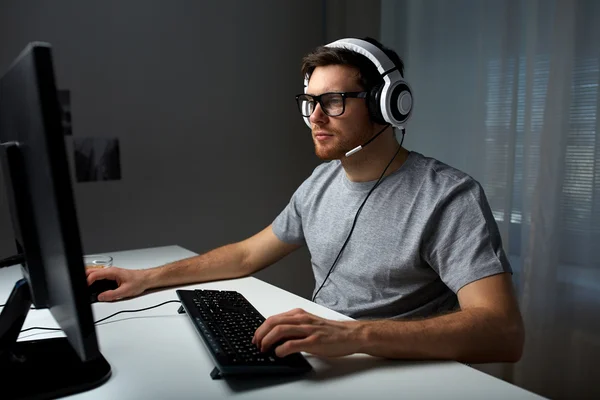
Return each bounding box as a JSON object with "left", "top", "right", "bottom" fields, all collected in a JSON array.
[{"left": 88, "top": 279, "right": 119, "bottom": 303}]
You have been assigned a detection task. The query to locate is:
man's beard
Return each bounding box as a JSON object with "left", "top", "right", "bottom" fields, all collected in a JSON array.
[
  {"left": 313, "top": 140, "right": 347, "bottom": 160},
  {"left": 312, "top": 125, "right": 373, "bottom": 160}
]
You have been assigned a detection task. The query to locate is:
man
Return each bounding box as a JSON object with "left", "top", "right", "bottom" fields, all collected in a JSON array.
[{"left": 87, "top": 37, "right": 524, "bottom": 364}]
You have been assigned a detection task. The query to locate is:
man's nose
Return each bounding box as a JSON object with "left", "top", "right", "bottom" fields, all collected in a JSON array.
[{"left": 309, "top": 102, "right": 328, "bottom": 125}]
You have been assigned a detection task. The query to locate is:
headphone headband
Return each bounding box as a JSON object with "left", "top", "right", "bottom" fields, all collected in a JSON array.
[{"left": 326, "top": 38, "right": 395, "bottom": 76}]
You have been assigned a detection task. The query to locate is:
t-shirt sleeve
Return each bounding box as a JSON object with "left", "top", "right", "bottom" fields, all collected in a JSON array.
[
  {"left": 422, "top": 177, "right": 512, "bottom": 293},
  {"left": 272, "top": 180, "right": 308, "bottom": 245}
]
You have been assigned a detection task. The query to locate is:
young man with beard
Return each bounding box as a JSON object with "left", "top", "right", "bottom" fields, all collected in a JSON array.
[{"left": 87, "top": 38, "right": 524, "bottom": 363}]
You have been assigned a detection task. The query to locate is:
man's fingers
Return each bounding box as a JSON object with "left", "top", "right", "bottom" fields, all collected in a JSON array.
[
  {"left": 253, "top": 311, "right": 314, "bottom": 345},
  {"left": 85, "top": 268, "right": 104, "bottom": 278},
  {"left": 97, "top": 287, "right": 124, "bottom": 302},
  {"left": 86, "top": 269, "right": 117, "bottom": 285},
  {"left": 274, "top": 338, "right": 312, "bottom": 358},
  {"left": 87, "top": 271, "right": 101, "bottom": 285},
  {"left": 253, "top": 315, "right": 284, "bottom": 344},
  {"left": 285, "top": 308, "right": 306, "bottom": 316},
  {"left": 259, "top": 324, "right": 312, "bottom": 353}
]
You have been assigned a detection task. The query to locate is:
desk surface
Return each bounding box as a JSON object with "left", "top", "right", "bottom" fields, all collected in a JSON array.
[{"left": 0, "top": 245, "right": 545, "bottom": 400}]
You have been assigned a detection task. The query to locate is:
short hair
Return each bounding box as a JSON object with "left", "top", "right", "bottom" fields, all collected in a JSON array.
[{"left": 300, "top": 37, "right": 405, "bottom": 92}]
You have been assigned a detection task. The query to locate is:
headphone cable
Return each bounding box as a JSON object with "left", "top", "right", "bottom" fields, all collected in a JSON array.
[{"left": 312, "top": 128, "right": 405, "bottom": 302}]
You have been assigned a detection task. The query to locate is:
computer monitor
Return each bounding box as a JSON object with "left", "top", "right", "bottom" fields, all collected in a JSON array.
[{"left": 0, "top": 42, "right": 111, "bottom": 399}]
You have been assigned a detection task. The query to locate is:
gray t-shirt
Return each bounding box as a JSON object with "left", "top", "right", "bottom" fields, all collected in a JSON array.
[{"left": 272, "top": 151, "right": 511, "bottom": 320}]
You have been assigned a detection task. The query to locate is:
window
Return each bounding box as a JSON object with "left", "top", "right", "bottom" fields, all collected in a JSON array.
[{"left": 484, "top": 55, "right": 599, "bottom": 267}]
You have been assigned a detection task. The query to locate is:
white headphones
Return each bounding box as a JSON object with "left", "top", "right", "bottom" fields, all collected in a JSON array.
[{"left": 302, "top": 38, "right": 413, "bottom": 129}]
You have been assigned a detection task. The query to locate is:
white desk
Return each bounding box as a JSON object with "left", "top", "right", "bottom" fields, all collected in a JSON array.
[{"left": 0, "top": 245, "right": 545, "bottom": 400}]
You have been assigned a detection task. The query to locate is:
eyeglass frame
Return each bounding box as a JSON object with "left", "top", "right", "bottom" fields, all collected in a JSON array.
[{"left": 295, "top": 91, "right": 368, "bottom": 117}]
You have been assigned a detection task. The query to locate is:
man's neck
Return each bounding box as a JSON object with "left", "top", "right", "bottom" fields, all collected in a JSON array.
[{"left": 340, "top": 134, "right": 410, "bottom": 182}]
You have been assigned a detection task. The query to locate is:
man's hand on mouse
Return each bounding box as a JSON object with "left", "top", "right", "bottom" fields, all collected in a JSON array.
[
  {"left": 86, "top": 266, "right": 147, "bottom": 302},
  {"left": 251, "top": 308, "right": 363, "bottom": 358}
]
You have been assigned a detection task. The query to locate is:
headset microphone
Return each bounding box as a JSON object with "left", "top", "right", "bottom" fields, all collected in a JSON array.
[{"left": 345, "top": 124, "right": 391, "bottom": 157}]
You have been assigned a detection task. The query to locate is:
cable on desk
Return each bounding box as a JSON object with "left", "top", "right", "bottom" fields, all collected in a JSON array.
[
  {"left": 20, "top": 326, "right": 62, "bottom": 333},
  {"left": 94, "top": 300, "right": 181, "bottom": 324},
  {"left": 18, "top": 300, "right": 181, "bottom": 333}
]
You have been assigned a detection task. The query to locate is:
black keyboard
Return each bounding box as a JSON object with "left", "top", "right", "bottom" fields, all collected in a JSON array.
[{"left": 176, "top": 289, "right": 312, "bottom": 379}]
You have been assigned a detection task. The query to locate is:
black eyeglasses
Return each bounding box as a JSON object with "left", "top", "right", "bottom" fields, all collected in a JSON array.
[{"left": 295, "top": 91, "right": 367, "bottom": 117}]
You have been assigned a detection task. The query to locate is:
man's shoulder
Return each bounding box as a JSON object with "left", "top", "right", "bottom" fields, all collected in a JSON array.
[{"left": 409, "top": 151, "right": 476, "bottom": 186}]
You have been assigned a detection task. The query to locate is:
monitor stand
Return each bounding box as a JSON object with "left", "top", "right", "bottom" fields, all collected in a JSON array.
[{"left": 0, "top": 279, "right": 112, "bottom": 400}]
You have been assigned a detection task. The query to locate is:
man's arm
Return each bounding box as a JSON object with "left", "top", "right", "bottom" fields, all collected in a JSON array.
[
  {"left": 253, "top": 272, "right": 525, "bottom": 363},
  {"left": 87, "top": 224, "right": 302, "bottom": 301},
  {"left": 143, "top": 224, "right": 301, "bottom": 288},
  {"left": 354, "top": 272, "right": 524, "bottom": 362}
]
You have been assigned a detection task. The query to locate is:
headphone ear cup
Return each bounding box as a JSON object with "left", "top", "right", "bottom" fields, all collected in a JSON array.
[
  {"left": 388, "top": 82, "right": 412, "bottom": 125},
  {"left": 368, "top": 84, "right": 386, "bottom": 125}
]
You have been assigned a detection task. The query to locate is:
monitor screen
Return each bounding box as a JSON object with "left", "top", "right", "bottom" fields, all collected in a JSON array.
[{"left": 0, "top": 42, "right": 111, "bottom": 399}]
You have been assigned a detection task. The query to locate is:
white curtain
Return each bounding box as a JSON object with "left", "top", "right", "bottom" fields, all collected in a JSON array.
[{"left": 382, "top": 1, "right": 600, "bottom": 399}]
